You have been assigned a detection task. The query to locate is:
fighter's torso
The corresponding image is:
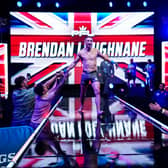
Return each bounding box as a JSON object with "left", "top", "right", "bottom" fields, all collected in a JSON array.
[{"left": 79, "top": 48, "right": 98, "bottom": 72}]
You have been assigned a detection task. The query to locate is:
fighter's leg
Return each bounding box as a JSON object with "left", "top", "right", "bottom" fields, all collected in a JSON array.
[
  {"left": 79, "top": 84, "right": 88, "bottom": 112},
  {"left": 91, "top": 81, "right": 101, "bottom": 115}
]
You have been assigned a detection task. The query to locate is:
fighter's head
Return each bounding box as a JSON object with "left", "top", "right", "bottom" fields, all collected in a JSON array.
[{"left": 84, "top": 36, "right": 93, "bottom": 49}]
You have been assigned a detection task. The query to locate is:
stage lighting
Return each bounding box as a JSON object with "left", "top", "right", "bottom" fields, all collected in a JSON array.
[
  {"left": 109, "top": 83, "right": 114, "bottom": 89},
  {"left": 55, "top": 2, "right": 60, "bottom": 8},
  {"left": 109, "top": 1, "right": 113, "bottom": 8},
  {"left": 141, "top": 83, "right": 145, "bottom": 87},
  {"left": 36, "top": 2, "right": 42, "bottom": 8},
  {"left": 17, "top": 1, "right": 22, "bottom": 8},
  {"left": 127, "top": 1, "right": 131, "bottom": 7},
  {"left": 143, "top": 1, "right": 148, "bottom": 7}
]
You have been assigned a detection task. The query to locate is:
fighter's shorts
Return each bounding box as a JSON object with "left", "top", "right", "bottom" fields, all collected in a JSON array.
[{"left": 81, "top": 70, "right": 99, "bottom": 85}]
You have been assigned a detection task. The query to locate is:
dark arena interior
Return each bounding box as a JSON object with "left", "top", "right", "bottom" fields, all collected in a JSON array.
[{"left": 1, "top": 0, "right": 168, "bottom": 167}]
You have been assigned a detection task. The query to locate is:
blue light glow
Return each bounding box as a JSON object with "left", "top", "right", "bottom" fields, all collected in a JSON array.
[
  {"left": 55, "top": 2, "right": 60, "bottom": 8},
  {"left": 109, "top": 2, "right": 113, "bottom": 8},
  {"left": 36, "top": 2, "right": 42, "bottom": 8},
  {"left": 127, "top": 1, "right": 131, "bottom": 7},
  {"left": 143, "top": 1, "right": 148, "bottom": 7},
  {"left": 17, "top": 1, "right": 22, "bottom": 7},
  {"left": 109, "top": 83, "right": 114, "bottom": 89}
]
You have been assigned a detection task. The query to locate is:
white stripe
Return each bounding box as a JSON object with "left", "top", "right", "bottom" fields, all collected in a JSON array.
[
  {"left": 69, "top": 97, "right": 75, "bottom": 119},
  {"left": 91, "top": 97, "right": 97, "bottom": 118}
]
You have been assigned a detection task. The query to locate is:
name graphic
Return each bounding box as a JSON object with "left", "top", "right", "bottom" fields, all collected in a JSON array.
[
  {"left": 50, "top": 119, "right": 151, "bottom": 140},
  {"left": 19, "top": 41, "right": 147, "bottom": 58}
]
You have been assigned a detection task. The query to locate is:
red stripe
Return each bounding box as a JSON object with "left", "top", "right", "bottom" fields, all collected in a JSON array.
[
  {"left": 19, "top": 12, "right": 52, "bottom": 28},
  {"left": 75, "top": 97, "right": 93, "bottom": 119},
  {"left": 165, "top": 46, "right": 168, "bottom": 50},
  {"left": 136, "top": 71, "right": 146, "bottom": 82},
  {"left": 85, "top": 97, "right": 93, "bottom": 119},
  {"left": 100, "top": 16, "right": 122, "bottom": 28},
  {"left": 0, "top": 44, "right": 6, "bottom": 95},
  {"left": 53, "top": 109, "right": 66, "bottom": 117},
  {"left": 165, "top": 51, "right": 168, "bottom": 59},
  {"left": 0, "top": 44, "right": 5, "bottom": 48},
  {"left": 76, "top": 155, "right": 84, "bottom": 166},
  {"left": 0, "top": 44, "right": 5, "bottom": 61},
  {"left": 73, "top": 13, "right": 92, "bottom": 84},
  {"left": 74, "top": 13, "right": 92, "bottom": 33},
  {"left": 0, "top": 54, "right": 4, "bottom": 61},
  {"left": 165, "top": 62, "right": 168, "bottom": 73},
  {"left": 0, "top": 64, "right": 5, "bottom": 75},
  {"left": 75, "top": 97, "right": 82, "bottom": 119},
  {"left": 27, "top": 63, "right": 66, "bottom": 85},
  {"left": 21, "top": 158, "right": 42, "bottom": 168},
  {"left": 118, "top": 63, "right": 128, "bottom": 69},
  {"left": 165, "top": 76, "right": 168, "bottom": 86},
  {"left": 145, "top": 122, "right": 154, "bottom": 139},
  {"left": 11, "top": 35, "right": 153, "bottom": 43}
]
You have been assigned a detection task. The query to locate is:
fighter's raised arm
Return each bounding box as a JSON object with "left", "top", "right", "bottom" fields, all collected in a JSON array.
[
  {"left": 97, "top": 50, "right": 118, "bottom": 68},
  {"left": 66, "top": 53, "right": 81, "bottom": 72}
]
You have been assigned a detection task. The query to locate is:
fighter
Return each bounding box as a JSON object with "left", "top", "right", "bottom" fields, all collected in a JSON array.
[{"left": 65, "top": 36, "right": 117, "bottom": 120}]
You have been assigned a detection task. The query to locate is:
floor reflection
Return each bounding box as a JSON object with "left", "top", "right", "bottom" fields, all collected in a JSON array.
[{"left": 16, "top": 96, "right": 160, "bottom": 167}]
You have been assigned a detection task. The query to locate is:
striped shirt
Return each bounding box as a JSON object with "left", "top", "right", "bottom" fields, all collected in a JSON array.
[{"left": 12, "top": 87, "right": 35, "bottom": 125}]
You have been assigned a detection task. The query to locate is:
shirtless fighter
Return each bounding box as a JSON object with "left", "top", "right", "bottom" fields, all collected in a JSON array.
[{"left": 66, "top": 36, "right": 115, "bottom": 119}]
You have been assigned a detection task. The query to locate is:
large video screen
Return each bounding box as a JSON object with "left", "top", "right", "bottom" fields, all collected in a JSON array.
[{"left": 10, "top": 12, "right": 154, "bottom": 86}]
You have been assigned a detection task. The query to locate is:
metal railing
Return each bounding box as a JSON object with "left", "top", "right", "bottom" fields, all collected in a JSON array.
[{"left": 114, "top": 95, "right": 168, "bottom": 134}]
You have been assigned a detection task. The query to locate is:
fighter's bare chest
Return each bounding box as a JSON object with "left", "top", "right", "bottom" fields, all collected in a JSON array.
[{"left": 81, "top": 51, "right": 97, "bottom": 61}]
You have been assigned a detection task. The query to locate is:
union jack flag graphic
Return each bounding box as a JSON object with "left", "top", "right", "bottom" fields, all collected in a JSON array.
[{"left": 10, "top": 12, "right": 154, "bottom": 86}]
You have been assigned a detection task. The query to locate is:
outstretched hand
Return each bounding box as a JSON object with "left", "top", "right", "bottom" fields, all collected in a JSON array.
[
  {"left": 56, "top": 71, "right": 64, "bottom": 77},
  {"left": 56, "top": 69, "right": 70, "bottom": 81}
]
